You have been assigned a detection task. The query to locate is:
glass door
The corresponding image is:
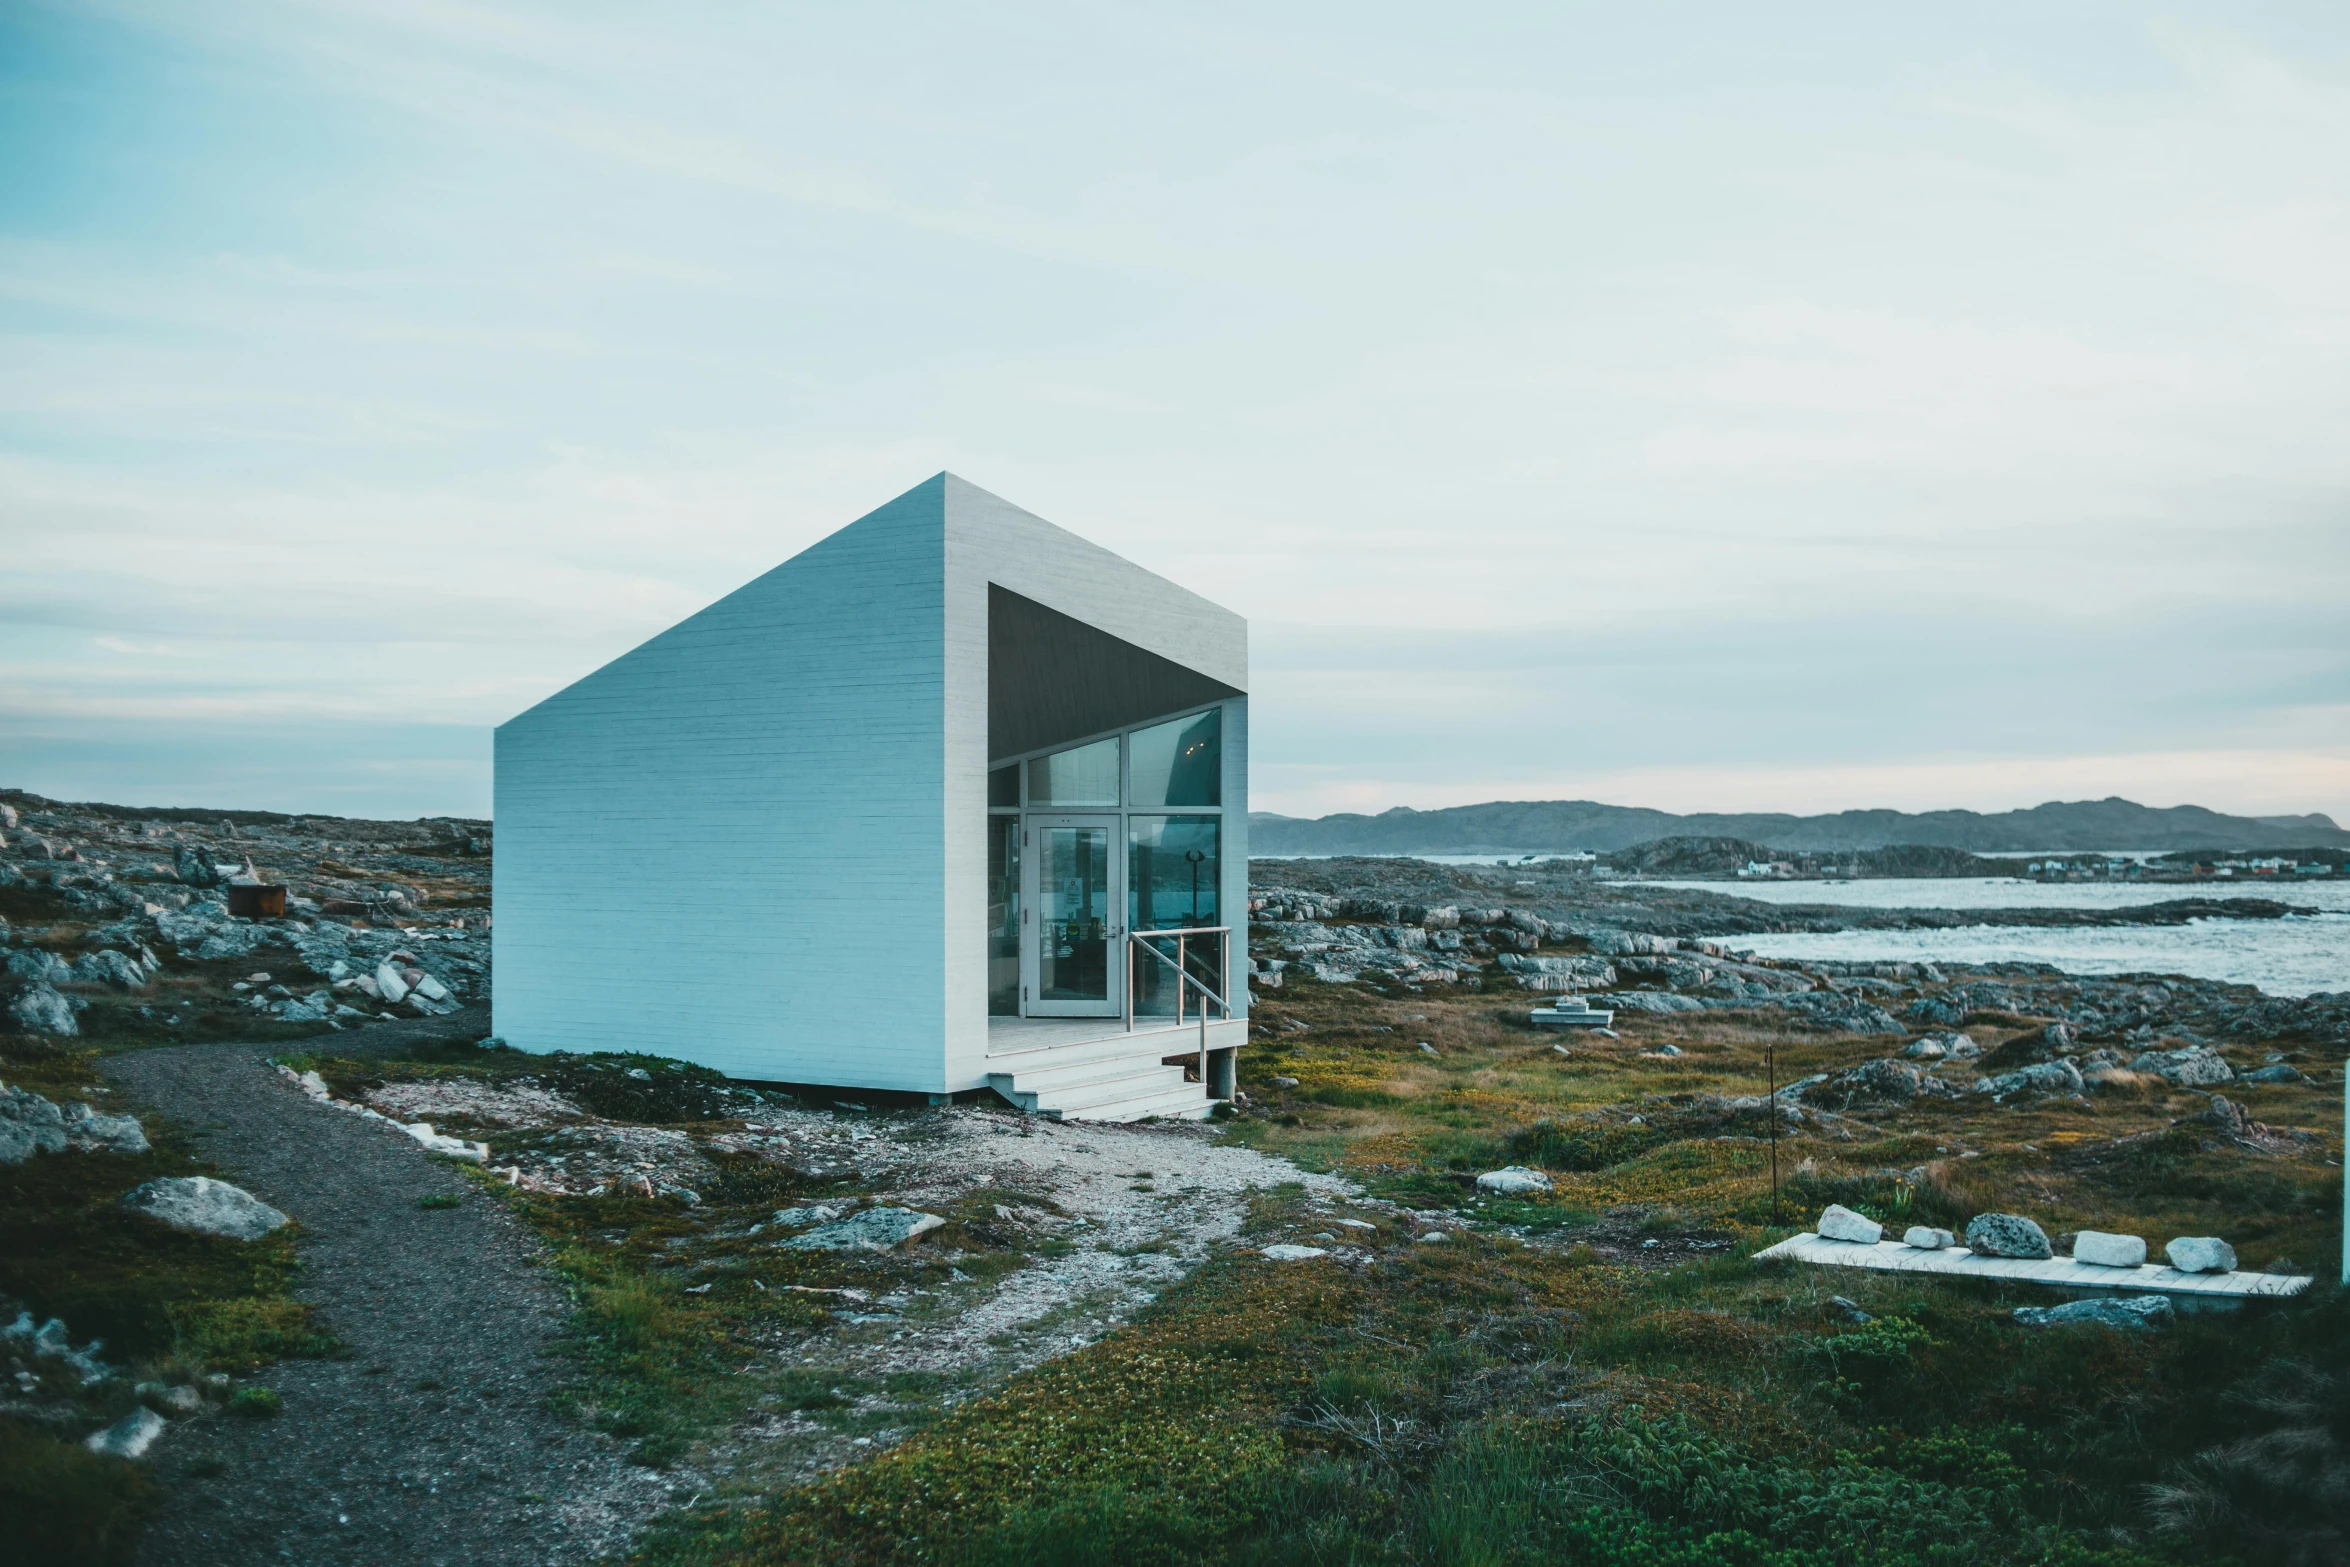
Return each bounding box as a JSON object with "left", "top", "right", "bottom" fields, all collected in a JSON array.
[{"left": 1023, "top": 815, "right": 1123, "bottom": 1016}]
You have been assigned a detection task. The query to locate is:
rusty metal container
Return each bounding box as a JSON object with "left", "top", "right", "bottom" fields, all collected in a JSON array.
[{"left": 227, "top": 884, "right": 287, "bottom": 919}]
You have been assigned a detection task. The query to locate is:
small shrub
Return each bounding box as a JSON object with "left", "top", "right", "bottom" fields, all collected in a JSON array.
[
  {"left": 1506, "top": 1115, "right": 1674, "bottom": 1172},
  {"left": 227, "top": 1386, "right": 282, "bottom": 1418},
  {"left": 169, "top": 1298, "right": 339, "bottom": 1372},
  {"left": 417, "top": 1193, "right": 461, "bottom": 1210}
]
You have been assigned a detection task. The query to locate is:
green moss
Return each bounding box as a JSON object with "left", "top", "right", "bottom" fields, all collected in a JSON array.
[
  {"left": 227, "top": 1385, "right": 283, "bottom": 1418},
  {"left": 0, "top": 1418, "right": 158, "bottom": 1567}
]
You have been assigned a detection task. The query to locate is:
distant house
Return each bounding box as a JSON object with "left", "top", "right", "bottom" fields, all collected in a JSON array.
[{"left": 493, "top": 474, "right": 1249, "bottom": 1121}]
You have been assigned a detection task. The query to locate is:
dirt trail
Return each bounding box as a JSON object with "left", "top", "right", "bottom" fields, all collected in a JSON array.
[{"left": 101, "top": 1017, "right": 672, "bottom": 1567}]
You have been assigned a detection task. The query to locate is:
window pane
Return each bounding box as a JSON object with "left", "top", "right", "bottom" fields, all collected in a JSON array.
[
  {"left": 1038, "top": 826, "right": 1111, "bottom": 1001},
  {"left": 988, "top": 765, "right": 1019, "bottom": 808},
  {"left": 1129, "top": 815, "right": 1222, "bottom": 1017},
  {"left": 1128, "top": 816, "right": 1220, "bottom": 930},
  {"left": 1127, "top": 710, "right": 1220, "bottom": 807},
  {"left": 987, "top": 816, "right": 1020, "bottom": 1016},
  {"left": 1027, "top": 737, "right": 1119, "bottom": 806}
]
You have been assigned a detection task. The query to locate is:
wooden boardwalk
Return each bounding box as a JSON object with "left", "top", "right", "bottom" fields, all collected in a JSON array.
[{"left": 1753, "top": 1232, "right": 2312, "bottom": 1299}]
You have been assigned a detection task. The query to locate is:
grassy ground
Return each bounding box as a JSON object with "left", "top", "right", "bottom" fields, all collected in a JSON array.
[
  {"left": 0, "top": 1035, "right": 343, "bottom": 1566},
  {"left": 612, "top": 971, "right": 2345, "bottom": 1566}
]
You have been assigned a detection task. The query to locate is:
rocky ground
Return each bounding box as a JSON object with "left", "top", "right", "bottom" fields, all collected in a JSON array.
[
  {"left": 6, "top": 795, "right": 2348, "bottom": 1566},
  {"left": 1255, "top": 853, "right": 2323, "bottom": 933},
  {"left": 1, "top": 788, "right": 489, "bottom": 1051}
]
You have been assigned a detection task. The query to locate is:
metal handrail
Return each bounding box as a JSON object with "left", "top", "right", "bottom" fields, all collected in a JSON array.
[{"left": 1125, "top": 925, "right": 1232, "bottom": 1090}]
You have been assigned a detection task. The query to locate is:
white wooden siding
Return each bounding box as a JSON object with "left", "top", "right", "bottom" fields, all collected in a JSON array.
[{"left": 496, "top": 480, "right": 950, "bottom": 1088}]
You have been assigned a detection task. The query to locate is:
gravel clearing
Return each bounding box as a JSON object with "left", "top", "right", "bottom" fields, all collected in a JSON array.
[
  {"left": 100, "top": 1010, "right": 674, "bottom": 1567},
  {"left": 91, "top": 1005, "right": 1358, "bottom": 1545}
]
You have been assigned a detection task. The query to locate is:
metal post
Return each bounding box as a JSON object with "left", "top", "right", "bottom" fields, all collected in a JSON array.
[{"left": 1766, "top": 1038, "right": 1781, "bottom": 1225}]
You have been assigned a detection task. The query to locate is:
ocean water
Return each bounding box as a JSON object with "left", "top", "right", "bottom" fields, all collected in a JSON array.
[
  {"left": 1660, "top": 877, "right": 2350, "bottom": 998},
  {"left": 1632, "top": 876, "right": 2350, "bottom": 914}
]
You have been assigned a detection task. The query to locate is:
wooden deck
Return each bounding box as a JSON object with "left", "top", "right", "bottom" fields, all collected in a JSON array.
[{"left": 1753, "top": 1232, "right": 2312, "bottom": 1300}]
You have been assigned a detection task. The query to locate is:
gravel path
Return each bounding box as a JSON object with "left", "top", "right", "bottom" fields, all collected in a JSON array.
[{"left": 101, "top": 1013, "right": 675, "bottom": 1566}]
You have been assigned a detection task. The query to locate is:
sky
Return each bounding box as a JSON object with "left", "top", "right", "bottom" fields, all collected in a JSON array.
[{"left": 3, "top": 2, "right": 2347, "bottom": 824}]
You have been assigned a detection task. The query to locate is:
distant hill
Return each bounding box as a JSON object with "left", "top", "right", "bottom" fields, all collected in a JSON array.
[
  {"left": 1247, "top": 796, "right": 2350, "bottom": 856},
  {"left": 1598, "top": 837, "right": 2006, "bottom": 877}
]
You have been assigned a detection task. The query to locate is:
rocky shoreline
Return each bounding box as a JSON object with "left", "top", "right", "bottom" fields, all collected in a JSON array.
[
  {"left": 1248, "top": 860, "right": 2350, "bottom": 1054},
  {"left": 1250, "top": 855, "right": 2316, "bottom": 935}
]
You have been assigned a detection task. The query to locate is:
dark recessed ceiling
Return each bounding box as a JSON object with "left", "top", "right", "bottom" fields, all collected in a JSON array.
[{"left": 989, "top": 585, "right": 1240, "bottom": 762}]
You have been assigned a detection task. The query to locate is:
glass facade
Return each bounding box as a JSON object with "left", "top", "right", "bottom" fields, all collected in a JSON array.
[
  {"left": 1128, "top": 709, "right": 1220, "bottom": 807},
  {"left": 1128, "top": 815, "right": 1221, "bottom": 1017},
  {"left": 987, "top": 816, "right": 1020, "bottom": 1015},
  {"left": 1028, "top": 736, "right": 1119, "bottom": 806},
  {"left": 1036, "top": 824, "right": 1112, "bottom": 1001},
  {"left": 990, "top": 703, "right": 1230, "bottom": 1021}
]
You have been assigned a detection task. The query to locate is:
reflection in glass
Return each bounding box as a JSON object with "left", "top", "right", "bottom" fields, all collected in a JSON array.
[
  {"left": 1128, "top": 815, "right": 1221, "bottom": 1017},
  {"left": 1038, "top": 826, "right": 1111, "bottom": 1001},
  {"left": 987, "top": 816, "right": 1020, "bottom": 1015},
  {"left": 1028, "top": 737, "right": 1119, "bottom": 806},
  {"left": 1127, "top": 709, "right": 1220, "bottom": 807}
]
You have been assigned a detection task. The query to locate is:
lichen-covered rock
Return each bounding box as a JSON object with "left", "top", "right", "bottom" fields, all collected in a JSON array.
[
  {"left": 2240, "top": 1063, "right": 2304, "bottom": 1085},
  {"left": 1260, "top": 1244, "right": 1328, "bottom": 1261},
  {"left": 0, "top": 1083, "right": 69, "bottom": 1163},
  {"left": 71, "top": 949, "right": 150, "bottom": 990},
  {"left": 1602, "top": 991, "right": 1706, "bottom": 1015},
  {"left": 1475, "top": 1166, "right": 1553, "bottom": 1196},
  {"left": 6, "top": 949, "right": 73, "bottom": 984},
  {"left": 2072, "top": 1231, "right": 2148, "bottom": 1268},
  {"left": 2013, "top": 1295, "right": 2173, "bottom": 1331},
  {"left": 2165, "top": 1236, "right": 2238, "bottom": 1274},
  {"left": 1817, "top": 1204, "right": 1883, "bottom": 1244},
  {"left": 1966, "top": 1212, "right": 2053, "bottom": 1259},
  {"left": 2128, "top": 1045, "right": 2234, "bottom": 1087},
  {"left": 61, "top": 1101, "right": 148, "bottom": 1155},
  {"left": 1816, "top": 1057, "right": 1953, "bottom": 1108},
  {"left": 783, "top": 1206, "right": 943, "bottom": 1251},
  {"left": 1972, "top": 1058, "right": 2085, "bottom": 1100},
  {"left": 0, "top": 1084, "right": 141, "bottom": 1163},
  {"left": 6, "top": 982, "right": 80, "bottom": 1036},
  {"left": 1904, "top": 994, "right": 1967, "bottom": 1027},
  {"left": 122, "top": 1176, "right": 290, "bottom": 1241}
]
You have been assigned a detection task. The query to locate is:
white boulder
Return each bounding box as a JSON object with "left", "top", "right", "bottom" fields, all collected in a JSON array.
[
  {"left": 2165, "top": 1236, "right": 2238, "bottom": 1274},
  {"left": 398, "top": 1121, "right": 489, "bottom": 1163},
  {"left": 121, "top": 1176, "right": 289, "bottom": 1241},
  {"left": 84, "top": 1407, "right": 167, "bottom": 1460},
  {"left": 1261, "top": 1244, "right": 1329, "bottom": 1261},
  {"left": 1476, "top": 1166, "right": 1553, "bottom": 1196},
  {"left": 2072, "top": 1231, "right": 2148, "bottom": 1268},
  {"left": 374, "top": 961, "right": 410, "bottom": 1004},
  {"left": 7, "top": 983, "right": 79, "bottom": 1037},
  {"left": 1817, "top": 1204, "right": 1883, "bottom": 1244},
  {"left": 1902, "top": 1226, "right": 1955, "bottom": 1250}
]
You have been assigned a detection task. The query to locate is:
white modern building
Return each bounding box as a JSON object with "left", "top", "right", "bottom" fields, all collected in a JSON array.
[{"left": 493, "top": 474, "right": 1248, "bottom": 1120}]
